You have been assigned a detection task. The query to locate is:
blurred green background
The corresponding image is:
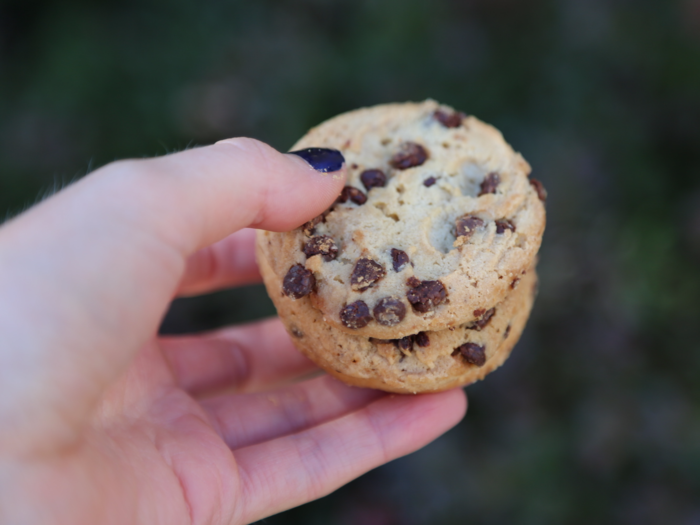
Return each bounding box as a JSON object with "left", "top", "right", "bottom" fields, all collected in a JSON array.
[{"left": 3, "top": 0, "right": 700, "bottom": 523}]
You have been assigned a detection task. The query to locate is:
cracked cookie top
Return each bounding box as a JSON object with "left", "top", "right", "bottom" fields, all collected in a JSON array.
[{"left": 263, "top": 100, "right": 546, "bottom": 339}]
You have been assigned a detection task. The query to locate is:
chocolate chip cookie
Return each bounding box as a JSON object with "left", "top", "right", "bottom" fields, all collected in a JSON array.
[
  {"left": 257, "top": 100, "right": 546, "bottom": 392},
  {"left": 259, "top": 100, "right": 546, "bottom": 339}
]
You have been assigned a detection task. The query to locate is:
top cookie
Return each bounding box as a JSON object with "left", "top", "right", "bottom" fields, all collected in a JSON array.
[{"left": 265, "top": 100, "right": 546, "bottom": 339}]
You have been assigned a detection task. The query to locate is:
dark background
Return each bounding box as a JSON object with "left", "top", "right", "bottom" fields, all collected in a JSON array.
[{"left": 2, "top": 0, "right": 700, "bottom": 523}]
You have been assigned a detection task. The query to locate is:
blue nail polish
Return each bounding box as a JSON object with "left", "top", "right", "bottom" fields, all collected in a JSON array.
[{"left": 289, "top": 147, "right": 345, "bottom": 173}]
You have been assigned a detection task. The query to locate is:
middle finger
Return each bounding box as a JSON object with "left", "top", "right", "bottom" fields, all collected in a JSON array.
[{"left": 200, "top": 374, "right": 384, "bottom": 450}]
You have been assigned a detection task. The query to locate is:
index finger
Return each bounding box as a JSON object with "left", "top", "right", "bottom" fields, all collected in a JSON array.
[{"left": 177, "top": 228, "right": 261, "bottom": 296}]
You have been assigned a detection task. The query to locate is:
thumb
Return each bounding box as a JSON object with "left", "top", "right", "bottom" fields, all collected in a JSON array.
[
  {"left": 0, "top": 138, "right": 346, "bottom": 455},
  {"left": 121, "top": 138, "right": 347, "bottom": 252}
]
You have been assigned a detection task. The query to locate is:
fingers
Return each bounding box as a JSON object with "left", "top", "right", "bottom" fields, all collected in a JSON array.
[
  {"left": 233, "top": 388, "right": 467, "bottom": 524},
  {"left": 160, "top": 318, "right": 317, "bottom": 396},
  {"left": 177, "top": 228, "right": 261, "bottom": 296},
  {"left": 0, "top": 138, "right": 345, "bottom": 455},
  {"left": 202, "top": 375, "right": 384, "bottom": 450}
]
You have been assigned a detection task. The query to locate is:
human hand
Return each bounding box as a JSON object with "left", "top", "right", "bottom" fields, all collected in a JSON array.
[{"left": 0, "top": 138, "right": 467, "bottom": 524}]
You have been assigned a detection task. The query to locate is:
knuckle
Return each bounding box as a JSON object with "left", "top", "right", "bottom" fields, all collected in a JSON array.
[{"left": 217, "top": 137, "right": 276, "bottom": 163}]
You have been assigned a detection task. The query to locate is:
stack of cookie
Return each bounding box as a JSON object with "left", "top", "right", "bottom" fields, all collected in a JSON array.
[{"left": 257, "top": 100, "right": 546, "bottom": 393}]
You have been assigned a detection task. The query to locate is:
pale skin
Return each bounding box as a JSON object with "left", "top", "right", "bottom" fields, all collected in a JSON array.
[{"left": 0, "top": 138, "right": 467, "bottom": 525}]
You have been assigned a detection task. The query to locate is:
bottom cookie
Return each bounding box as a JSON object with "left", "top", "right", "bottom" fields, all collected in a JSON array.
[{"left": 258, "top": 246, "right": 538, "bottom": 394}]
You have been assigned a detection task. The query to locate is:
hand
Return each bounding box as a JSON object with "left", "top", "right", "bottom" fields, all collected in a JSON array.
[{"left": 0, "top": 138, "right": 466, "bottom": 524}]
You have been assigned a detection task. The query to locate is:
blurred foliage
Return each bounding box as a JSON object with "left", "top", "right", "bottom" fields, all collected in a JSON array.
[{"left": 2, "top": 0, "right": 700, "bottom": 523}]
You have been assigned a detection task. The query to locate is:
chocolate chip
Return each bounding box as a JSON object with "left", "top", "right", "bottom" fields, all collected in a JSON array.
[
  {"left": 290, "top": 325, "right": 304, "bottom": 338},
  {"left": 503, "top": 324, "right": 511, "bottom": 339},
  {"left": 406, "top": 276, "right": 422, "bottom": 288},
  {"left": 360, "top": 169, "right": 387, "bottom": 191},
  {"left": 395, "top": 336, "right": 413, "bottom": 352},
  {"left": 467, "top": 308, "right": 496, "bottom": 331},
  {"left": 423, "top": 176, "right": 437, "bottom": 187},
  {"left": 455, "top": 215, "right": 484, "bottom": 240},
  {"left": 530, "top": 178, "right": 548, "bottom": 202},
  {"left": 283, "top": 264, "right": 315, "bottom": 299},
  {"left": 303, "top": 235, "right": 339, "bottom": 261},
  {"left": 414, "top": 332, "right": 430, "bottom": 347},
  {"left": 453, "top": 343, "right": 486, "bottom": 367},
  {"left": 434, "top": 109, "right": 465, "bottom": 128},
  {"left": 337, "top": 186, "right": 367, "bottom": 205},
  {"left": 389, "top": 332, "right": 429, "bottom": 351},
  {"left": 406, "top": 280, "right": 447, "bottom": 313},
  {"left": 391, "top": 248, "right": 410, "bottom": 272},
  {"left": 478, "top": 172, "right": 500, "bottom": 196},
  {"left": 340, "top": 301, "right": 372, "bottom": 329},
  {"left": 350, "top": 257, "right": 386, "bottom": 292},
  {"left": 495, "top": 219, "right": 516, "bottom": 234},
  {"left": 372, "top": 297, "right": 406, "bottom": 326},
  {"left": 390, "top": 142, "right": 428, "bottom": 170},
  {"left": 302, "top": 215, "right": 324, "bottom": 237},
  {"left": 510, "top": 278, "right": 520, "bottom": 289}
]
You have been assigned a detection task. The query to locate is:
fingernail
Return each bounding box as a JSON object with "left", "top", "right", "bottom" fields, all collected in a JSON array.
[{"left": 289, "top": 147, "right": 345, "bottom": 173}]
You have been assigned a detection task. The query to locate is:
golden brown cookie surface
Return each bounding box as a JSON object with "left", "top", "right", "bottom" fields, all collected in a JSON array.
[
  {"left": 263, "top": 100, "right": 545, "bottom": 339},
  {"left": 258, "top": 240, "right": 537, "bottom": 393},
  {"left": 257, "top": 100, "right": 545, "bottom": 392}
]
